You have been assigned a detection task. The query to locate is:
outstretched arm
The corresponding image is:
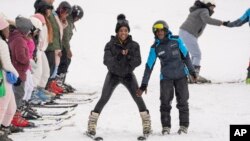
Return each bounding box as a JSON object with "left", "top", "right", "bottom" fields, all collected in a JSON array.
[{"left": 226, "top": 9, "right": 250, "bottom": 27}]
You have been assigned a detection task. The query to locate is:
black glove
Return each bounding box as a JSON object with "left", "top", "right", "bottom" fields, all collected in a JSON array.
[
  {"left": 222, "top": 21, "right": 230, "bottom": 26},
  {"left": 139, "top": 84, "right": 147, "bottom": 91},
  {"left": 13, "top": 77, "right": 22, "bottom": 86}
]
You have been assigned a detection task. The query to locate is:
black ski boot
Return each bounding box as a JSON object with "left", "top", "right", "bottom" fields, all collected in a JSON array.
[{"left": 0, "top": 126, "right": 13, "bottom": 141}]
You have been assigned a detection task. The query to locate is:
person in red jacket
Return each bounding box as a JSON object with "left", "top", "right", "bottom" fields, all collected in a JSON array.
[{"left": 8, "top": 16, "right": 34, "bottom": 127}]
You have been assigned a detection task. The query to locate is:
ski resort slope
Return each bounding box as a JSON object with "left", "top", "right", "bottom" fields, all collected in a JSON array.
[{"left": 1, "top": 0, "right": 250, "bottom": 141}]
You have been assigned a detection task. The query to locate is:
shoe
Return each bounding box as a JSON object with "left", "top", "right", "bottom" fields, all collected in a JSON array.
[
  {"left": 162, "top": 127, "right": 170, "bottom": 135},
  {"left": 177, "top": 126, "right": 188, "bottom": 134},
  {"left": 11, "top": 111, "right": 35, "bottom": 127},
  {"left": 47, "top": 80, "right": 64, "bottom": 94},
  {"left": 0, "top": 128, "right": 12, "bottom": 141},
  {"left": 11, "top": 111, "right": 29, "bottom": 127},
  {"left": 9, "top": 125, "right": 23, "bottom": 133}
]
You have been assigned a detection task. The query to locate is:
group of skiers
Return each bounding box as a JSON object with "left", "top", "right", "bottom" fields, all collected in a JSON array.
[
  {"left": 0, "top": 0, "right": 83, "bottom": 140},
  {"left": 86, "top": 0, "right": 250, "bottom": 138}
]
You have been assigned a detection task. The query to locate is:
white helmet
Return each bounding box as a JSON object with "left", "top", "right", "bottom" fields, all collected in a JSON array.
[
  {"left": 30, "top": 16, "right": 42, "bottom": 30},
  {"left": 201, "top": 0, "right": 216, "bottom": 6}
]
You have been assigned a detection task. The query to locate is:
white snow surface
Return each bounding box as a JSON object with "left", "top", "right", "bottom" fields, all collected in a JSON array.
[{"left": 1, "top": 0, "right": 250, "bottom": 141}]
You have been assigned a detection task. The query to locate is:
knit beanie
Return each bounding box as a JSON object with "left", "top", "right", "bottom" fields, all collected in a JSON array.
[
  {"left": 115, "top": 14, "right": 130, "bottom": 33},
  {"left": 33, "top": 13, "right": 46, "bottom": 24},
  {"left": 0, "top": 13, "right": 9, "bottom": 30},
  {"left": 15, "top": 16, "right": 34, "bottom": 35}
]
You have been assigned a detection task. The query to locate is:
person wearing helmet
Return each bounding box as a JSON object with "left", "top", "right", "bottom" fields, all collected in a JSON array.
[
  {"left": 86, "top": 14, "right": 151, "bottom": 137},
  {"left": 179, "top": 0, "right": 226, "bottom": 83},
  {"left": 57, "top": 5, "right": 83, "bottom": 92},
  {"left": 223, "top": 8, "right": 250, "bottom": 84},
  {"left": 137, "top": 20, "right": 196, "bottom": 135}
]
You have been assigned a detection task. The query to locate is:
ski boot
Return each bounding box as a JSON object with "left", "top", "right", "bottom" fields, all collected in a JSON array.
[
  {"left": 140, "top": 111, "right": 152, "bottom": 136},
  {"left": 162, "top": 127, "right": 170, "bottom": 135},
  {"left": 0, "top": 128, "right": 12, "bottom": 141},
  {"left": 86, "top": 111, "right": 99, "bottom": 136},
  {"left": 177, "top": 126, "right": 188, "bottom": 134}
]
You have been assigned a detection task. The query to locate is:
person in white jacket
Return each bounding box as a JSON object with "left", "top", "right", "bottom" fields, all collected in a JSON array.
[
  {"left": 0, "top": 14, "right": 19, "bottom": 141},
  {"left": 30, "top": 14, "right": 52, "bottom": 102}
]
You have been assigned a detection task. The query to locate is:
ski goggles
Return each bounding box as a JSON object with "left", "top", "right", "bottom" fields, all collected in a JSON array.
[{"left": 153, "top": 23, "right": 165, "bottom": 32}]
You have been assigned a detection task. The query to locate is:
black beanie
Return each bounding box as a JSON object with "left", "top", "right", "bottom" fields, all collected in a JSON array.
[{"left": 115, "top": 14, "right": 130, "bottom": 33}]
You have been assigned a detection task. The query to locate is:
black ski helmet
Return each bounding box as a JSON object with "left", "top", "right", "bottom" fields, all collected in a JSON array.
[
  {"left": 152, "top": 20, "right": 169, "bottom": 35},
  {"left": 72, "top": 5, "right": 84, "bottom": 20},
  {"left": 57, "top": 1, "right": 72, "bottom": 14}
]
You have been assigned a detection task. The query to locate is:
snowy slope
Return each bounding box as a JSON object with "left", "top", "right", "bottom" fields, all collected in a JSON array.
[{"left": 1, "top": 0, "right": 250, "bottom": 141}]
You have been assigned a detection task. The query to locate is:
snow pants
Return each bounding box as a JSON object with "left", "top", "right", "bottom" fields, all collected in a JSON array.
[
  {"left": 58, "top": 48, "right": 71, "bottom": 75},
  {"left": 13, "top": 82, "right": 25, "bottom": 109},
  {"left": 93, "top": 72, "right": 148, "bottom": 113},
  {"left": 179, "top": 29, "right": 201, "bottom": 66},
  {"left": 33, "top": 50, "right": 50, "bottom": 88},
  {"left": 160, "top": 77, "right": 189, "bottom": 128}
]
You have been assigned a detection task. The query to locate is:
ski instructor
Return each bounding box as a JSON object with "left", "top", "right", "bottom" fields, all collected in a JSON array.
[{"left": 86, "top": 14, "right": 152, "bottom": 137}]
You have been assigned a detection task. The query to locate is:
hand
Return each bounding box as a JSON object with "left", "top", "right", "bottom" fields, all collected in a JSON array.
[
  {"left": 67, "top": 48, "right": 73, "bottom": 59},
  {"left": 189, "top": 72, "right": 197, "bottom": 83},
  {"left": 121, "top": 49, "right": 128, "bottom": 56},
  {"left": 222, "top": 21, "right": 230, "bottom": 26},
  {"left": 13, "top": 77, "right": 22, "bottom": 86},
  {"left": 136, "top": 84, "right": 147, "bottom": 97}
]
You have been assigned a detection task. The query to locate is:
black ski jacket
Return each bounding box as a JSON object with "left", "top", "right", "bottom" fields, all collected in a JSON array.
[{"left": 103, "top": 35, "right": 141, "bottom": 77}]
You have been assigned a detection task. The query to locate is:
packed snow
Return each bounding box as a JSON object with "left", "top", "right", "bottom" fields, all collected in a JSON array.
[{"left": 1, "top": 0, "right": 250, "bottom": 141}]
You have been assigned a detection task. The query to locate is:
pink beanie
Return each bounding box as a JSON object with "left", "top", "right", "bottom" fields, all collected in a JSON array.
[
  {"left": 33, "top": 13, "right": 46, "bottom": 24},
  {"left": 0, "top": 14, "right": 9, "bottom": 30}
]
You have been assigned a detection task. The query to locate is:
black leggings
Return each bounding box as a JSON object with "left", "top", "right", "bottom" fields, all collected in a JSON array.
[{"left": 93, "top": 72, "right": 148, "bottom": 113}]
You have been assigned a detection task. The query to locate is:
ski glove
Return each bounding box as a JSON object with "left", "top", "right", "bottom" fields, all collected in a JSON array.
[
  {"left": 189, "top": 72, "right": 197, "bottom": 83},
  {"left": 6, "top": 72, "right": 18, "bottom": 84},
  {"left": 13, "top": 77, "right": 22, "bottom": 86},
  {"left": 222, "top": 21, "right": 230, "bottom": 26}
]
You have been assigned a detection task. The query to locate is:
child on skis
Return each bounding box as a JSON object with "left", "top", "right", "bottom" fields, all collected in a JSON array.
[
  {"left": 86, "top": 14, "right": 151, "bottom": 137},
  {"left": 223, "top": 8, "right": 250, "bottom": 84},
  {"left": 137, "top": 20, "right": 196, "bottom": 135}
]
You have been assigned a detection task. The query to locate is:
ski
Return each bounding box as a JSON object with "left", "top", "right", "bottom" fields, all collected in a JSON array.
[
  {"left": 55, "top": 99, "right": 94, "bottom": 104},
  {"left": 84, "top": 132, "right": 103, "bottom": 141},
  {"left": 36, "top": 107, "right": 75, "bottom": 116},
  {"left": 23, "top": 121, "right": 75, "bottom": 133},
  {"left": 67, "top": 91, "right": 97, "bottom": 96},
  {"left": 33, "top": 103, "right": 78, "bottom": 108}
]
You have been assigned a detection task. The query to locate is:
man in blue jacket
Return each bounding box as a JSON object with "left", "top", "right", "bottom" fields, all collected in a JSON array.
[
  {"left": 223, "top": 8, "right": 250, "bottom": 84},
  {"left": 137, "top": 20, "right": 196, "bottom": 135}
]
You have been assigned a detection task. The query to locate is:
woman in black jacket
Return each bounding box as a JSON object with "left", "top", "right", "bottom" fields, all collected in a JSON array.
[{"left": 86, "top": 14, "right": 151, "bottom": 137}]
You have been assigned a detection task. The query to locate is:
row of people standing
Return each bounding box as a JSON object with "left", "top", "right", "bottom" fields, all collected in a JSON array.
[{"left": 0, "top": 0, "right": 84, "bottom": 140}]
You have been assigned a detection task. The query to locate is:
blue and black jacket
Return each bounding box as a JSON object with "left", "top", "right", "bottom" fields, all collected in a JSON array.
[
  {"left": 141, "top": 32, "right": 195, "bottom": 86},
  {"left": 227, "top": 8, "right": 250, "bottom": 27}
]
